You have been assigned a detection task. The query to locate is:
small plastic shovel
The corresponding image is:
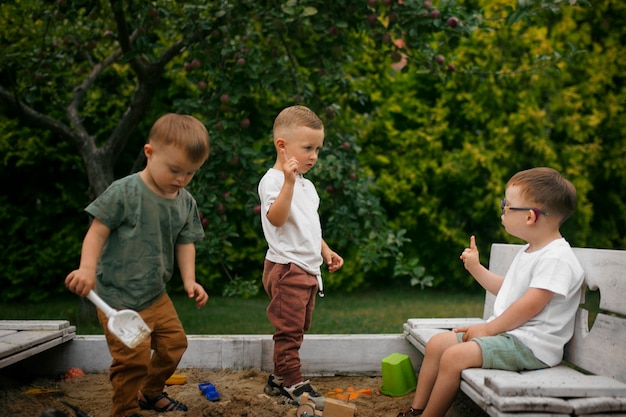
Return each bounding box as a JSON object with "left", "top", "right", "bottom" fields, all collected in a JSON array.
[{"left": 87, "top": 290, "right": 151, "bottom": 348}]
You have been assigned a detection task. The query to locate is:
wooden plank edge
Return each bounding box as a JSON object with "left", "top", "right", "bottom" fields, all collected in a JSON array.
[
  {"left": 0, "top": 329, "right": 67, "bottom": 359},
  {"left": 0, "top": 337, "right": 67, "bottom": 369},
  {"left": 0, "top": 320, "right": 71, "bottom": 331}
]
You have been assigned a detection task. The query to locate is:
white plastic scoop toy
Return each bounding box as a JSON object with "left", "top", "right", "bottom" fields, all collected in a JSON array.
[{"left": 87, "top": 290, "right": 151, "bottom": 348}]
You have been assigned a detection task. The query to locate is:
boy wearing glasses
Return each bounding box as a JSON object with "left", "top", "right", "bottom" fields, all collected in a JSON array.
[{"left": 396, "top": 167, "right": 584, "bottom": 417}]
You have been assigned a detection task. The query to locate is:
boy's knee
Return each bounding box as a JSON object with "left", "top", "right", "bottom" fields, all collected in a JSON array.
[
  {"left": 174, "top": 332, "right": 188, "bottom": 350},
  {"left": 425, "top": 331, "right": 457, "bottom": 355}
]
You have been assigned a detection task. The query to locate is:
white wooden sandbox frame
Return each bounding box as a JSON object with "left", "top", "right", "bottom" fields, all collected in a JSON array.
[{"left": 15, "top": 333, "right": 422, "bottom": 378}]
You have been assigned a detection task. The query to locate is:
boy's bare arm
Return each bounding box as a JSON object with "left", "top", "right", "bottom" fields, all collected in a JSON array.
[
  {"left": 322, "top": 239, "right": 344, "bottom": 272},
  {"left": 460, "top": 235, "right": 504, "bottom": 295},
  {"left": 176, "top": 242, "right": 208, "bottom": 308},
  {"left": 267, "top": 148, "right": 297, "bottom": 227},
  {"left": 266, "top": 180, "right": 295, "bottom": 227},
  {"left": 65, "top": 218, "right": 110, "bottom": 297},
  {"left": 457, "top": 288, "right": 553, "bottom": 341}
]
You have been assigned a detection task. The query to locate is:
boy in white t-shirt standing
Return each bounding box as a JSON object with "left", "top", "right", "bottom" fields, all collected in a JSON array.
[
  {"left": 396, "top": 167, "right": 584, "bottom": 417},
  {"left": 258, "top": 105, "right": 344, "bottom": 410}
]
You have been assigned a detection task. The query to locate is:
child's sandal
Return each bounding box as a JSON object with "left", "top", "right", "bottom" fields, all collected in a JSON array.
[
  {"left": 139, "top": 391, "right": 188, "bottom": 412},
  {"left": 396, "top": 406, "right": 423, "bottom": 417}
]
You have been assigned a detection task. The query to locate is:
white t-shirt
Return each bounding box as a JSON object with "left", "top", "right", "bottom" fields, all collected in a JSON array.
[
  {"left": 489, "top": 238, "right": 585, "bottom": 366},
  {"left": 258, "top": 168, "right": 323, "bottom": 276}
]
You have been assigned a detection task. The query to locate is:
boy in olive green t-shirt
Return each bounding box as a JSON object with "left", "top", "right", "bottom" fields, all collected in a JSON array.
[{"left": 65, "top": 114, "right": 210, "bottom": 417}]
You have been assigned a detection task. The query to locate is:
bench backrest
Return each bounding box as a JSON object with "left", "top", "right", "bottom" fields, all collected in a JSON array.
[{"left": 484, "top": 243, "right": 626, "bottom": 383}]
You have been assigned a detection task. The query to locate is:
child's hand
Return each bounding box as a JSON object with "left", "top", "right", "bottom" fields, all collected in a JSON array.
[
  {"left": 460, "top": 235, "right": 480, "bottom": 271},
  {"left": 65, "top": 269, "right": 96, "bottom": 297},
  {"left": 324, "top": 250, "right": 344, "bottom": 272},
  {"left": 455, "top": 323, "right": 491, "bottom": 342},
  {"left": 186, "top": 282, "right": 209, "bottom": 308},
  {"left": 279, "top": 148, "right": 299, "bottom": 182}
]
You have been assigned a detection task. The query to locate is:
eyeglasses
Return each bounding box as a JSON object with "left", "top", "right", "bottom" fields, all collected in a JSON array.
[{"left": 500, "top": 199, "right": 549, "bottom": 220}]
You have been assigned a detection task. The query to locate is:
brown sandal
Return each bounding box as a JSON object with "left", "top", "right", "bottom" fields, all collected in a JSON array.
[{"left": 396, "top": 406, "right": 423, "bottom": 417}]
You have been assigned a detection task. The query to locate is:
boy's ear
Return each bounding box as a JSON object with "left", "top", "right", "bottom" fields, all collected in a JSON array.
[
  {"left": 143, "top": 143, "right": 154, "bottom": 158},
  {"left": 275, "top": 138, "right": 285, "bottom": 149}
]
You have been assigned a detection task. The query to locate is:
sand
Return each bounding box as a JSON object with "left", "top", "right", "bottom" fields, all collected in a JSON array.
[{"left": 0, "top": 368, "right": 487, "bottom": 416}]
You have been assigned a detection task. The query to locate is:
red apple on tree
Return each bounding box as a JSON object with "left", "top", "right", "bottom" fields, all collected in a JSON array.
[{"left": 447, "top": 17, "right": 459, "bottom": 28}]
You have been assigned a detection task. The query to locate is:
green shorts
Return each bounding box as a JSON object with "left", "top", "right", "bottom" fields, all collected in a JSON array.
[{"left": 456, "top": 332, "right": 548, "bottom": 371}]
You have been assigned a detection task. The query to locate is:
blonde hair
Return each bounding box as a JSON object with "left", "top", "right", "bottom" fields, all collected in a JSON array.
[
  {"left": 507, "top": 167, "right": 577, "bottom": 224},
  {"left": 148, "top": 113, "right": 210, "bottom": 163},
  {"left": 273, "top": 105, "right": 323, "bottom": 139}
]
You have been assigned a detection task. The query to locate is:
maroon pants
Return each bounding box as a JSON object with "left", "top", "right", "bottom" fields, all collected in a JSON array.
[
  {"left": 262, "top": 260, "right": 318, "bottom": 386},
  {"left": 97, "top": 293, "right": 188, "bottom": 417}
]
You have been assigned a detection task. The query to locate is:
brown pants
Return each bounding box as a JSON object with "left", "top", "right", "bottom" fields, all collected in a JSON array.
[
  {"left": 97, "top": 293, "right": 188, "bottom": 417},
  {"left": 262, "top": 260, "right": 318, "bottom": 387}
]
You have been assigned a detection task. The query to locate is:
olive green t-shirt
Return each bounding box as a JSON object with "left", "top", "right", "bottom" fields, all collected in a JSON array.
[{"left": 86, "top": 173, "right": 204, "bottom": 311}]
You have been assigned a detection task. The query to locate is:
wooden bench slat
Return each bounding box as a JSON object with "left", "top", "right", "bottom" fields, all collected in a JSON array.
[
  {"left": 404, "top": 332, "right": 427, "bottom": 355},
  {"left": 0, "top": 320, "right": 70, "bottom": 330},
  {"left": 483, "top": 385, "right": 573, "bottom": 413},
  {"left": 485, "top": 405, "right": 571, "bottom": 417},
  {"left": 0, "top": 329, "right": 65, "bottom": 359},
  {"left": 573, "top": 247, "right": 626, "bottom": 316},
  {"left": 567, "top": 313, "right": 626, "bottom": 384},
  {"left": 485, "top": 373, "right": 626, "bottom": 398},
  {"left": 0, "top": 333, "right": 75, "bottom": 369},
  {"left": 405, "top": 318, "right": 484, "bottom": 329},
  {"left": 461, "top": 368, "right": 517, "bottom": 399},
  {"left": 568, "top": 396, "right": 626, "bottom": 414},
  {"left": 460, "top": 379, "right": 487, "bottom": 409}
]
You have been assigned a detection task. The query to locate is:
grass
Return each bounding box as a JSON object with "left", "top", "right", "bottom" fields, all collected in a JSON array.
[{"left": 0, "top": 288, "right": 486, "bottom": 335}]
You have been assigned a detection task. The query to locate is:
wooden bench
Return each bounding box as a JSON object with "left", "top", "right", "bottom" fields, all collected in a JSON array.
[
  {"left": 403, "top": 244, "right": 626, "bottom": 416},
  {"left": 0, "top": 320, "right": 76, "bottom": 369}
]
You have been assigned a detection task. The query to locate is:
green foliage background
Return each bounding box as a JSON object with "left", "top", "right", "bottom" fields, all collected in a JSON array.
[
  {"left": 353, "top": 0, "right": 626, "bottom": 286},
  {"left": 0, "top": 0, "right": 624, "bottom": 301}
]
